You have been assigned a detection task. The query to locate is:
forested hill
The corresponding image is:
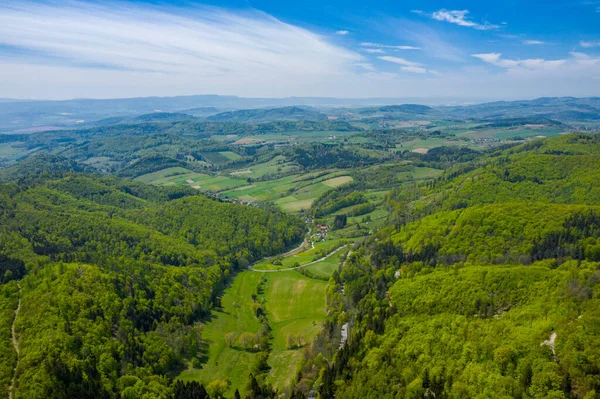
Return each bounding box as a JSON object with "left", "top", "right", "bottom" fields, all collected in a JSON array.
[
  {"left": 303, "top": 133, "right": 600, "bottom": 399},
  {"left": 0, "top": 172, "right": 304, "bottom": 398},
  {"left": 388, "top": 133, "right": 600, "bottom": 222},
  {"left": 206, "top": 106, "right": 327, "bottom": 122}
]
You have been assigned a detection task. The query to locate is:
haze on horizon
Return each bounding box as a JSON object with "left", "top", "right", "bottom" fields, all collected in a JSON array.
[{"left": 1, "top": 0, "right": 600, "bottom": 101}]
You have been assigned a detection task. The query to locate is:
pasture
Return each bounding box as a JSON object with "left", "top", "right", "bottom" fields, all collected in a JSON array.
[
  {"left": 135, "top": 167, "right": 248, "bottom": 191},
  {"left": 176, "top": 270, "right": 327, "bottom": 395},
  {"left": 222, "top": 172, "right": 353, "bottom": 213},
  {"left": 177, "top": 272, "right": 263, "bottom": 395}
]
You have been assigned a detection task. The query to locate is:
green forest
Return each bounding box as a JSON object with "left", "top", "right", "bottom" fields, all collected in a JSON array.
[
  {"left": 298, "top": 134, "right": 600, "bottom": 399},
  {"left": 0, "top": 171, "right": 304, "bottom": 398},
  {"left": 1, "top": 116, "right": 600, "bottom": 399}
]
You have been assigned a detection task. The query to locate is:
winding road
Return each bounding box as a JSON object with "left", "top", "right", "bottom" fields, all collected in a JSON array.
[{"left": 249, "top": 245, "right": 348, "bottom": 273}]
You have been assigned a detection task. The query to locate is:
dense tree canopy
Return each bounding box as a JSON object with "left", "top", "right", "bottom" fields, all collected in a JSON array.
[{"left": 0, "top": 173, "right": 304, "bottom": 398}]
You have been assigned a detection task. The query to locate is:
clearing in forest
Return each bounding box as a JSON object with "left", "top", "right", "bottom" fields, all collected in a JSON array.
[
  {"left": 176, "top": 270, "right": 327, "bottom": 395},
  {"left": 322, "top": 175, "right": 353, "bottom": 187}
]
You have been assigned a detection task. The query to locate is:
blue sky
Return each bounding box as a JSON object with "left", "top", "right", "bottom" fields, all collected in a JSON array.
[{"left": 0, "top": 0, "right": 599, "bottom": 100}]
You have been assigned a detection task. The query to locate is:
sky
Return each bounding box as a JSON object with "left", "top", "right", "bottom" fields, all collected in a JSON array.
[{"left": 0, "top": 0, "right": 599, "bottom": 100}]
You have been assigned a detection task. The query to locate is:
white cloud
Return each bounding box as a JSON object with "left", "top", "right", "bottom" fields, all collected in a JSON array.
[
  {"left": 336, "top": 30, "right": 350, "bottom": 35},
  {"left": 0, "top": 1, "right": 361, "bottom": 98},
  {"left": 569, "top": 51, "right": 600, "bottom": 67},
  {"left": 363, "top": 49, "right": 385, "bottom": 54},
  {"left": 0, "top": 1, "right": 599, "bottom": 100},
  {"left": 394, "top": 19, "right": 464, "bottom": 62},
  {"left": 355, "top": 62, "right": 375, "bottom": 71},
  {"left": 580, "top": 40, "right": 600, "bottom": 48},
  {"left": 378, "top": 56, "right": 438, "bottom": 74},
  {"left": 378, "top": 56, "right": 421, "bottom": 67},
  {"left": 360, "top": 42, "right": 420, "bottom": 50},
  {"left": 414, "top": 9, "right": 500, "bottom": 30},
  {"left": 523, "top": 40, "right": 545, "bottom": 45},
  {"left": 472, "top": 53, "right": 566, "bottom": 69},
  {"left": 401, "top": 66, "right": 427, "bottom": 74}
]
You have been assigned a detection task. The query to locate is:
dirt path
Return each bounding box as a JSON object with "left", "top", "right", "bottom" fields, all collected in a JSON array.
[
  {"left": 8, "top": 283, "right": 21, "bottom": 399},
  {"left": 250, "top": 245, "right": 348, "bottom": 273},
  {"left": 541, "top": 331, "right": 557, "bottom": 355}
]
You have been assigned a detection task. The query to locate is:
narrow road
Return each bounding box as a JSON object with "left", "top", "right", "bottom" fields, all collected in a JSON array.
[
  {"left": 250, "top": 245, "right": 348, "bottom": 273},
  {"left": 339, "top": 250, "right": 352, "bottom": 348},
  {"left": 8, "top": 283, "right": 21, "bottom": 399}
]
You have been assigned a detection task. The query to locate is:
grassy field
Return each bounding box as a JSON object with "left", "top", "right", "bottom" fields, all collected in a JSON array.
[
  {"left": 322, "top": 175, "right": 353, "bottom": 187},
  {"left": 457, "top": 126, "right": 566, "bottom": 140},
  {"left": 219, "top": 151, "right": 243, "bottom": 161},
  {"left": 303, "top": 255, "right": 342, "bottom": 278},
  {"left": 398, "top": 166, "right": 444, "bottom": 180},
  {"left": 253, "top": 239, "right": 348, "bottom": 271},
  {"left": 137, "top": 164, "right": 353, "bottom": 212},
  {"left": 177, "top": 272, "right": 263, "bottom": 395},
  {"left": 217, "top": 131, "right": 359, "bottom": 146},
  {"left": 222, "top": 172, "right": 353, "bottom": 213},
  {"left": 394, "top": 138, "right": 468, "bottom": 152},
  {"left": 201, "top": 151, "right": 234, "bottom": 164},
  {"left": 177, "top": 270, "right": 327, "bottom": 395},
  {"left": 135, "top": 167, "right": 248, "bottom": 191},
  {"left": 229, "top": 156, "right": 300, "bottom": 179},
  {"left": 264, "top": 271, "right": 327, "bottom": 389}
]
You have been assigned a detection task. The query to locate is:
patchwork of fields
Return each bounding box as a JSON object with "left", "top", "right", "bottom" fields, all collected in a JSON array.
[{"left": 135, "top": 167, "right": 248, "bottom": 191}]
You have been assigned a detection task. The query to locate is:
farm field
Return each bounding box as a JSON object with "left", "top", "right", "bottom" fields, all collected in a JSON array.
[
  {"left": 322, "top": 175, "right": 353, "bottom": 187},
  {"left": 135, "top": 167, "right": 248, "bottom": 191},
  {"left": 176, "top": 271, "right": 263, "bottom": 396},
  {"left": 252, "top": 238, "right": 348, "bottom": 271},
  {"left": 398, "top": 166, "right": 443, "bottom": 180},
  {"left": 394, "top": 138, "right": 469, "bottom": 152},
  {"left": 219, "top": 151, "right": 243, "bottom": 161},
  {"left": 264, "top": 271, "right": 327, "bottom": 389},
  {"left": 303, "top": 254, "right": 342, "bottom": 278},
  {"left": 201, "top": 151, "right": 238, "bottom": 164},
  {"left": 229, "top": 155, "right": 300, "bottom": 179},
  {"left": 137, "top": 165, "right": 353, "bottom": 212},
  {"left": 457, "top": 126, "right": 567, "bottom": 140},
  {"left": 222, "top": 172, "right": 353, "bottom": 212},
  {"left": 281, "top": 130, "right": 358, "bottom": 142},
  {"left": 177, "top": 270, "right": 327, "bottom": 395},
  {"left": 224, "top": 131, "right": 359, "bottom": 145}
]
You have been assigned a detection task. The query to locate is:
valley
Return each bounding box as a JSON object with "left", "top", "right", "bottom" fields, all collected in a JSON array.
[{"left": 0, "top": 96, "right": 599, "bottom": 398}]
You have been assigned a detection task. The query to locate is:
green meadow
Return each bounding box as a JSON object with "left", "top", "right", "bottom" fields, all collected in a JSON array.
[
  {"left": 252, "top": 238, "right": 348, "bottom": 271},
  {"left": 176, "top": 270, "right": 328, "bottom": 395},
  {"left": 135, "top": 167, "right": 248, "bottom": 191},
  {"left": 222, "top": 172, "right": 353, "bottom": 212}
]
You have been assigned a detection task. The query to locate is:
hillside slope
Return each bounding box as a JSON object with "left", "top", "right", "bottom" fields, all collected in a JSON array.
[
  {"left": 0, "top": 172, "right": 304, "bottom": 399},
  {"left": 301, "top": 133, "right": 600, "bottom": 399}
]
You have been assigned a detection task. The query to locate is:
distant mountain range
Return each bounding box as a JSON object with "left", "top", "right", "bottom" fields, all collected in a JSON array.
[
  {"left": 1, "top": 95, "right": 599, "bottom": 133},
  {"left": 206, "top": 106, "right": 327, "bottom": 122}
]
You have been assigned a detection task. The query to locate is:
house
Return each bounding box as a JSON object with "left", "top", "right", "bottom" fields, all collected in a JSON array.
[{"left": 317, "top": 224, "right": 328, "bottom": 232}]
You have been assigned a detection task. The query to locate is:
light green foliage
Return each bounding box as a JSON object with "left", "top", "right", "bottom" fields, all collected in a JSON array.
[
  {"left": 0, "top": 281, "right": 18, "bottom": 393},
  {"left": 0, "top": 174, "right": 304, "bottom": 399},
  {"left": 392, "top": 202, "right": 599, "bottom": 264},
  {"left": 304, "top": 134, "right": 600, "bottom": 399}
]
